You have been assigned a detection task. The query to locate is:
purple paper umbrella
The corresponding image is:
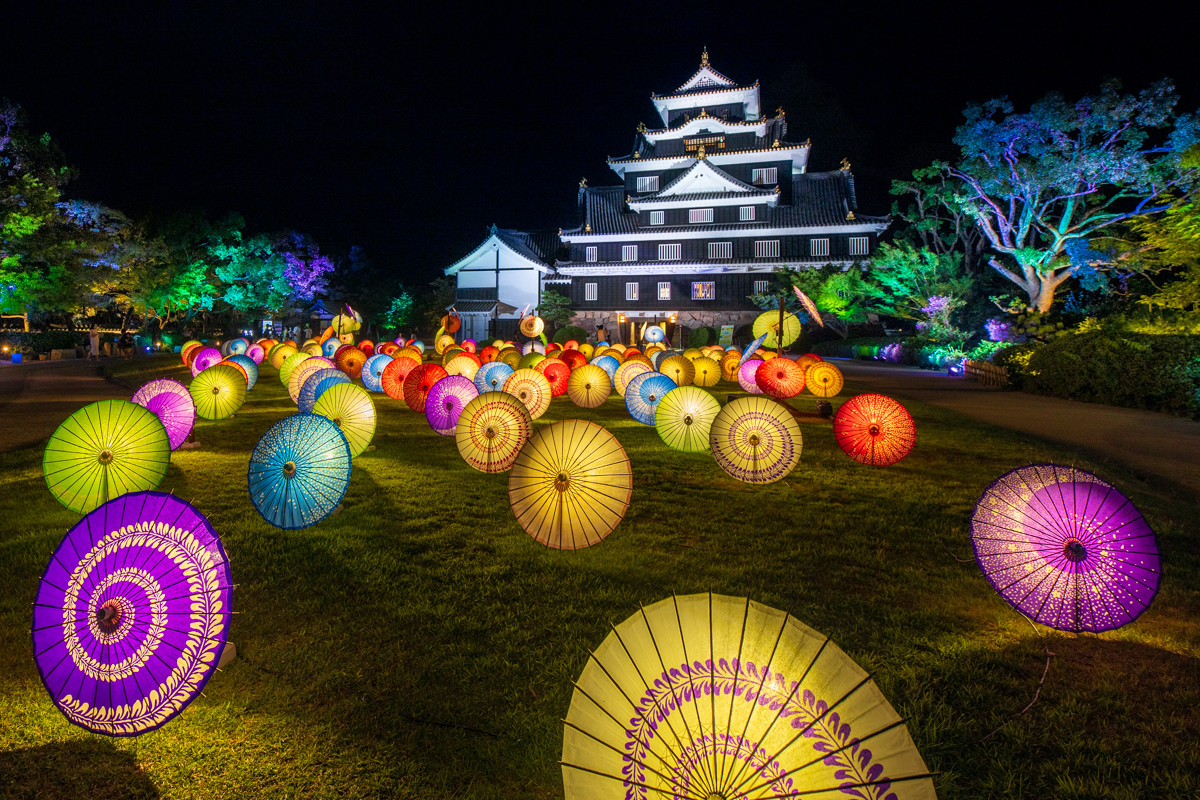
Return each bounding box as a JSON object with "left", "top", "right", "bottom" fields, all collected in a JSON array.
[
  {"left": 189, "top": 347, "right": 222, "bottom": 377},
  {"left": 245, "top": 343, "right": 266, "bottom": 364},
  {"left": 737, "top": 358, "right": 765, "bottom": 394},
  {"left": 971, "top": 464, "right": 1161, "bottom": 633},
  {"left": 131, "top": 378, "right": 196, "bottom": 450},
  {"left": 426, "top": 374, "right": 479, "bottom": 436},
  {"left": 32, "top": 492, "right": 233, "bottom": 735}
]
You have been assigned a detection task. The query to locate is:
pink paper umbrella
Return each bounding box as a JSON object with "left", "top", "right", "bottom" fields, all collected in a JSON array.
[
  {"left": 131, "top": 378, "right": 195, "bottom": 450},
  {"left": 189, "top": 347, "right": 222, "bottom": 376}
]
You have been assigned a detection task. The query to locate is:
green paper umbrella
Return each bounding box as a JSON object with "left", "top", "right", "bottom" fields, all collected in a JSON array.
[
  {"left": 313, "top": 382, "right": 377, "bottom": 457},
  {"left": 43, "top": 400, "right": 171, "bottom": 514},
  {"left": 655, "top": 386, "right": 721, "bottom": 452},
  {"left": 190, "top": 364, "right": 247, "bottom": 420}
]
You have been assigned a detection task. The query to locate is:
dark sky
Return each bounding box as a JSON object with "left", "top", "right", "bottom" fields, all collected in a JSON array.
[{"left": 3, "top": 4, "right": 1196, "bottom": 288}]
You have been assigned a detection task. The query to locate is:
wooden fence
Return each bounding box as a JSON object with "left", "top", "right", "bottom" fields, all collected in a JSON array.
[{"left": 964, "top": 360, "right": 1010, "bottom": 387}]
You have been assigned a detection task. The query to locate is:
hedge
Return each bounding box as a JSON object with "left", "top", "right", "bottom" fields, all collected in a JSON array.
[
  {"left": 552, "top": 325, "right": 588, "bottom": 345},
  {"left": 0, "top": 330, "right": 87, "bottom": 355}
]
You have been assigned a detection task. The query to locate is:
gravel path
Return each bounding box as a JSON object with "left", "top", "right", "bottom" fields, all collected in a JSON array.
[{"left": 0, "top": 358, "right": 129, "bottom": 453}]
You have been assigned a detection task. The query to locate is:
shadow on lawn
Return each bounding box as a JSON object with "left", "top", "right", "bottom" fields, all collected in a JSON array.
[{"left": 0, "top": 739, "right": 159, "bottom": 799}]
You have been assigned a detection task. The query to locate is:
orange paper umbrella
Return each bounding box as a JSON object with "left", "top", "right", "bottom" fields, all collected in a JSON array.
[
  {"left": 566, "top": 364, "right": 611, "bottom": 409},
  {"left": 614, "top": 360, "right": 651, "bottom": 397},
  {"left": 833, "top": 394, "right": 916, "bottom": 466},
  {"left": 381, "top": 355, "right": 420, "bottom": 399},
  {"left": 755, "top": 357, "right": 806, "bottom": 398},
  {"left": 455, "top": 391, "right": 533, "bottom": 473},
  {"left": 441, "top": 312, "right": 461, "bottom": 333},
  {"left": 797, "top": 353, "right": 823, "bottom": 373},
  {"left": 403, "top": 363, "right": 448, "bottom": 412},
  {"left": 541, "top": 360, "right": 571, "bottom": 397},
  {"left": 720, "top": 352, "right": 741, "bottom": 382},
  {"left": 478, "top": 345, "right": 500, "bottom": 363},
  {"left": 503, "top": 368, "right": 552, "bottom": 419},
  {"left": 806, "top": 361, "right": 844, "bottom": 397},
  {"left": 658, "top": 354, "right": 695, "bottom": 386},
  {"left": 508, "top": 419, "right": 632, "bottom": 549},
  {"left": 334, "top": 345, "right": 368, "bottom": 379},
  {"left": 559, "top": 349, "right": 587, "bottom": 370}
]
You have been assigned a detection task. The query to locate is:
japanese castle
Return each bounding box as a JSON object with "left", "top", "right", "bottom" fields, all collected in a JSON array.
[{"left": 444, "top": 51, "right": 888, "bottom": 344}]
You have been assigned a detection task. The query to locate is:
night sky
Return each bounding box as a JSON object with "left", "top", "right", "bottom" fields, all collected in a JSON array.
[{"left": 3, "top": 4, "right": 1196, "bottom": 288}]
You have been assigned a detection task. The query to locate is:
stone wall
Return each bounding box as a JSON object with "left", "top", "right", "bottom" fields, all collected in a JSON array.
[{"left": 570, "top": 309, "right": 761, "bottom": 345}]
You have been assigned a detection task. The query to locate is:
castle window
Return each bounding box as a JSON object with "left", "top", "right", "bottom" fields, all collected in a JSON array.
[
  {"left": 751, "top": 167, "right": 778, "bottom": 185},
  {"left": 708, "top": 241, "right": 732, "bottom": 259},
  {"left": 585, "top": 283, "right": 598, "bottom": 301},
  {"left": 626, "top": 282, "right": 639, "bottom": 301},
  {"left": 585, "top": 246, "right": 598, "bottom": 263},
  {"left": 692, "top": 281, "right": 715, "bottom": 300},
  {"left": 753, "top": 280, "right": 769, "bottom": 295},
  {"left": 658, "top": 243, "right": 682, "bottom": 261},
  {"left": 754, "top": 240, "right": 780, "bottom": 258},
  {"left": 622, "top": 245, "right": 638, "bottom": 262},
  {"left": 649, "top": 210, "right": 664, "bottom": 226},
  {"left": 658, "top": 282, "right": 671, "bottom": 301},
  {"left": 740, "top": 206, "right": 756, "bottom": 221},
  {"left": 689, "top": 208, "right": 714, "bottom": 224},
  {"left": 849, "top": 236, "right": 870, "bottom": 256},
  {"left": 810, "top": 238, "right": 830, "bottom": 257},
  {"left": 636, "top": 175, "right": 660, "bottom": 193}
]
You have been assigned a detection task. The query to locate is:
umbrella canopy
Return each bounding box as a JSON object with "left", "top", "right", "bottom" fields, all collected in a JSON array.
[
  {"left": 624, "top": 371, "right": 677, "bottom": 426},
  {"left": 434, "top": 333, "right": 457, "bottom": 356},
  {"left": 478, "top": 344, "right": 500, "bottom": 363},
  {"left": 298, "top": 367, "right": 350, "bottom": 413},
  {"left": 541, "top": 359, "right": 571, "bottom": 397},
  {"left": 32, "top": 492, "right": 232, "bottom": 736},
  {"left": 503, "top": 368, "right": 553, "bottom": 419},
  {"left": 592, "top": 354, "right": 621, "bottom": 383},
  {"left": 131, "top": 378, "right": 195, "bottom": 450},
  {"left": 797, "top": 353, "right": 822, "bottom": 373},
  {"left": 321, "top": 337, "right": 342, "bottom": 358},
  {"left": 403, "top": 363, "right": 449, "bottom": 413},
  {"left": 43, "top": 400, "right": 171, "bottom": 514},
  {"left": 334, "top": 345, "right": 368, "bottom": 380},
  {"left": 614, "top": 360, "right": 652, "bottom": 398},
  {"left": 833, "top": 394, "right": 916, "bottom": 466},
  {"left": 441, "top": 312, "right": 462, "bottom": 333},
  {"left": 445, "top": 353, "right": 482, "bottom": 380},
  {"left": 562, "top": 593, "right": 936, "bottom": 800},
  {"left": 508, "top": 419, "right": 632, "bottom": 549},
  {"left": 755, "top": 357, "right": 806, "bottom": 398},
  {"left": 793, "top": 285, "right": 824, "bottom": 326},
  {"left": 752, "top": 308, "right": 802, "bottom": 349},
  {"left": 644, "top": 324, "right": 665, "bottom": 343},
  {"left": 720, "top": 352, "right": 742, "bottom": 382},
  {"left": 360, "top": 353, "right": 393, "bottom": 393},
  {"left": 268, "top": 343, "right": 298, "bottom": 370},
  {"left": 518, "top": 352, "right": 546, "bottom": 371},
  {"left": 737, "top": 359, "right": 766, "bottom": 394},
  {"left": 279, "top": 351, "right": 313, "bottom": 388},
  {"left": 736, "top": 333, "right": 769, "bottom": 371},
  {"left": 189, "top": 347, "right": 222, "bottom": 377},
  {"left": 426, "top": 375, "right": 479, "bottom": 436},
  {"left": 180, "top": 341, "right": 203, "bottom": 365},
  {"left": 225, "top": 354, "right": 259, "bottom": 390},
  {"left": 189, "top": 364, "right": 247, "bottom": 420},
  {"left": 971, "top": 465, "right": 1161, "bottom": 632},
  {"left": 566, "top": 364, "right": 612, "bottom": 409},
  {"left": 475, "top": 360, "right": 515, "bottom": 394},
  {"left": 559, "top": 349, "right": 588, "bottom": 370},
  {"left": 497, "top": 347, "right": 522, "bottom": 369},
  {"left": 520, "top": 315, "right": 545, "bottom": 338},
  {"left": 288, "top": 356, "right": 336, "bottom": 404},
  {"left": 806, "top": 361, "right": 845, "bottom": 398},
  {"left": 381, "top": 355, "right": 421, "bottom": 400},
  {"left": 248, "top": 413, "right": 352, "bottom": 529},
  {"left": 655, "top": 385, "right": 721, "bottom": 452},
  {"left": 456, "top": 391, "right": 534, "bottom": 473},
  {"left": 691, "top": 355, "right": 721, "bottom": 387},
  {"left": 226, "top": 337, "right": 248, "bottom": 355},
  {"left": 313, "top": 382, "right": 377, "bottom": 457},
  {"left": 710, "top": 396, "right": 803, "bottom": 484},
  {"left": 244, "top": 343, "right": 266, "bottom": 364},
  {"left": 658, "top": 354, "right": 695, "bottom": 386}
]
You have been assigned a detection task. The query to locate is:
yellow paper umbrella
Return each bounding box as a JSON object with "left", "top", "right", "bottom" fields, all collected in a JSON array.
[
  {"left": 190, "top": 363, "right": 246, "bottom": 420},
  {"left": 709, "top": 395, "right": 802, "bottom": 484},
  {"left": 797, "top": 353, "right": 822, "bottom": 372},
  {"left": 562, "top": 593, "right": 937, "bottom": 800},
  {"left": 720, "top": 352, "right": 741, "bottom": 382},
  {"left": 497, "top": 347, "right": 522, "bottom": 369},
  {"left": 681, "top": 347, "right": 703, "bottom": 361},
  {"left": 614, "top": 360, "right": 651, "bottom": 397},
  {"left": 279, "top": 351, "right": 313, "bottom": 388},
  {"left": 657, "top": 354, "right": 695, "bottom": 386},
  {"left": 519, "top": 315, "right": 545, "bottom": 338},
  {"left": 566, "top": 364, "right": 612, "bottom": 409},
  {"left": 691, "top": 355, "right": 721, "bottom": 387},
  {"left": 578, "top": 342, "right": 594, "bottom": 358},
  {"left": 268, "top": 343, "right": 298, "bottom": 370},
  {"left": 312, "top": 382, "right": 377, "bottom": 457},
  {"left": 445, "top": 353, "right": 481, "bottom": 380},
  {"left": 753, "top": 308, "right": 802, "bottom": 349},
  {"left": 434, "top": 333, "right": 457, "bottom": 355},
  {"left": 508, "top": 419, "right": 632, "bottom": 549},
  {"left": 655, "top": 386, "right": 721, "bottom": 453},
  {"left": 807, "top": 361, "right": 845, "bottom": 398},
  {"left": 288, "top": 356, "right": 336, "bottom": 404},
  {"left": 503, "top": 368, "right": 553, "bottom": 419},
  {"left": 455, "top": 391, "right": 533, "bottom": 473}
]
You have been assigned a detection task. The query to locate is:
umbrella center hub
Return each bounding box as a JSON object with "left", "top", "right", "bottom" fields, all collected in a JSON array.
[
  {"left": 95, "top": 599, "right": 123, "bottom": 633},
  {"left": 748, "top": 434, "right": 762, "bottom": 447},
  {"left": 97, "top": 449, "right": 114, "bottom": 465},
  {"left": 1063, "top": 538, "right": 1088, "bottom": 562},
  {"left": 868, "top": 424, "right": 881, "bottom": 437},
  {"left": 554, "top": 472, "right": 571, "bottom": 492},
  {"left": 683, "top": 415, "right": 694, "bottom": 426},
  {"left": 283, "top": 461, "right": 297, "bottom": 478},
  {"left": 212, "top": 386, "right": 221, "bottom": 395},
  {"left": 485, "top": 426, "right": 497, "bottom": 440}
]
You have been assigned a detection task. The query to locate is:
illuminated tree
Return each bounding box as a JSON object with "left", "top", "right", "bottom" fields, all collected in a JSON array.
[{"left": 948, "top": 80, "right": 1198, "bottom": 313}]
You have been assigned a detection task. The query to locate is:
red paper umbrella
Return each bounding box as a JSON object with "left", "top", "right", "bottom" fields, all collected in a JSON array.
[
  {"left": 360, "top": 340, "right": 375, "bottom": 357},
  {"left": 478, "top": 345, "right": 500, "bottom": 364},
  {"left": 559, "top": 349, "right": 587, "bottom": 370},
  {"left": 541, "top": 359, "right": 571, "bottom": 396},
  {"left": 376, "top": 341, "right": 399, "bottom": 356},
  {"left": 334, "top": 345, "right": 368, "bottom": 379},
  {"left": 381, "top": 355, "right": 420, "bottom": 399},
  {"left": 832, "top": 394, "right": 916, "bottom": 466},
  {"left": 755, "top": 357, "right": 806, "bottom": 398},
  {"left": 403, "top": 363, "right": 448, "bottom": 412}
]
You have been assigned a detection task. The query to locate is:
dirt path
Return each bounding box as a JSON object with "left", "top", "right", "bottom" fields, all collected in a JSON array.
[
  {"left": 835, "top": 358, "right": 1200, "bottom": 499},
  {"left": 0, "top": 359, "right": 129, "bottom": 453}
]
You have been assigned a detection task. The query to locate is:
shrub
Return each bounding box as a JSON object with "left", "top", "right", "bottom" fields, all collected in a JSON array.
[
  {"left": 552, "top": 325, "right": 588, "bottom": 345},
  {"left": 686, "top": 326, "right": 711, "bottom": 349},
  {"left": 0, "top": 330, "right": 85, "bottom": 355}
]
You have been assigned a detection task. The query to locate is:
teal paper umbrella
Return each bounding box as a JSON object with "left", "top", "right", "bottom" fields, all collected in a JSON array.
[
  {"left": 361, "top": 353, "right": 392, "bottom": 393},
  {"left": 226, "top": 354, "right": 259, "bottom": 390},
  {"left": 247, "top": 413, "right": 352, "bottom": 529}
]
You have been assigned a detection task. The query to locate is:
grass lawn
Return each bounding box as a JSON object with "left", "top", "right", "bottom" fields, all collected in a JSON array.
[{"left": 1, "top": 354, "right": 1197, "bottom": 799}]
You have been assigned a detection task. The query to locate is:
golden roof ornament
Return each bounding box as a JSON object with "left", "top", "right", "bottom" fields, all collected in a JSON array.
[
  {"left": 637, "top": 121, "right": 646, "bottom": 133},
  {"left": 626, "top": 195, "right": 632, "bottom": 205},
  {"left": 585, "top": 223, "right": 591, "bottom": 232},
  {"left": 772, "top": 138, "right": 780, "bottom": 148},
  {"left": 579, "top": 177, "right": 588, "bottom": 188},
  {"left": 701, "top": 47, "right": 709, "bottom": 67},
  {"left": 775, "top": 106, "right": 785, "bottom": 118},
  {"left": 696, "top": 144, "right": 706, "bottom": 160},
  {"left": 633, "top": 151, "right": 640, "bottom": 159},
  {"left": 840, "top": 158, "right": 851, "bottom": 172},
  {"left": 846, "top": 211, "right": 856, "bottom": 221}
]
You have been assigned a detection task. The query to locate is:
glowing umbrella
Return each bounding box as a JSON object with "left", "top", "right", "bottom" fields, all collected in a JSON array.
[
  {"left": 313, "top": 383, "right": 377, "bottom": 457},
  {"left": 520, "top": 315, "right": 545, "bottom": 338},
  {"left": 334, "top": 345, "right": 368, "bottom": 380},
  {"left": 562, "top": 593, "right": 936, "bottom": 800},
  {"left": 518, "top": 352, "right": 546, "bottom": 371},
  {"left": 226, "top": 337, "right": 248, "bottom": 355},
  {"left": 248, "top": 413, "right": 352, "bottom": 529},
  {"left": 441, "top": 311, "right": 461, "bottom": 333},
  {"left": 752, "top": 309, "right": 802, "bottom": 349},
  {"left": 478, "top": 345, "right": 500, "bottom": 363},
  {"left": 426, "top": 375, "right": 479, "bottom": 436},
  {"left": 710, "top": 396, "right": 803, "bottom": 484},
  {"left": 43, "top": 400, "right": 171, "bottom": 515},
  {"left": 455, "top": 391, "right": 533, "bottom": 473},
  {"left": 541, "top": 359, "right": 571, "bottom": 397},
  {"left": 279, "top": 351, "right": 313, "bottom": 388},
  {"left": 404, "top": 363, "right": 448, "bottom": 413},
  {"left": 566, "top": 364, "right": 611, "bottom": 409},
  {"left": 806, "top": 361, "right": 845, "bottom": 398},
  {"left": 497, "top": 347, "right": 522, "bottom": 369},
  {"left": 624, "top": 371, "right": 677, "bottom": 426},
  {"left": 833, "top": 394, "right": 916, "bottom": 466},
  {"left": 322, "top": 337, "right": 342, "bottom": 358},
  {"left": 190, "top": 364, "right": 246, "bottom": 420},
  {"left": 286, "top": 356, "right": 334, "bottom": 404},
  {"left": 559, "top": 349, "right": 587, "bottom": 370},
  {"left": 508, "top": 419, "right": 632, "bottom": 549},
  {"left": 644, "top": 325, "right": 665, "bottom": 343},
  {"left": 737, "top": 359, "right": 765, "bottom": 394},
  {"left": 655, "top": 385, "right": 721, "bottom": 452},
  {"left": 131, "top": 378, "right": 195, "bottom": 450},
  {"left": 691, "top": 355, "right": 721, "bottom": 387},
  {"left": 797, "top": 353, "right": 822, "bottom": 372},
  {"left": 245, "top": 343, "right": 266, "bottom": 364},
  {"left": 793, "top": 285, "right": 824, "bottom": 327},
  {"left": 737, "top": 333, "right": 769, "bottom": 369},
  {"left": 225, "top": 354, "right": 259, "bottom": 390},
  {"left": 298, "top": 367, "right": 350, "bottom": 413},
  {"left": 755, "top": 357, "right": 805, "bottom": 398},
  {"left": 381, "top": 356, "right": 420, "bottom": 400},
  {"left": 361, "top": 353, "right": 393, "bottom": 393},
  {"left": 189, "top": 347, "right": 222, "bottom": 377},
  {"left": 592, "top": 354, "right": 621, "bottom": 384},
  {"left": 658, "top": 354, "right": 694, "bottom": 386},
  {"left": 445, "top": 353, "right": 482, "bottom": 380},
  {"left": 614, "top": 360, "right": 651, "bottom": 398},
  {"left": 720, "top": 352, "right": 742, "bottom": 382},
  {"left": 475, "top": 360, "right": 515, "bottom": 394},
  {"left": 32, "top": 491, "right": 232, "bottom": 735},
  {"left": 503, "top": 368, "right": 553, "bottom": 419},
  {"left": 180, "top": 341, "right": 202, "bottom": 365},
  {"left": 268, "top": 343, "right": 298, "bottom": 370},
  {"left": 435, "top": 333, "right": 457, "bottom": 356},
  {"left": 971, "top": 465, "right": 1161, "bottom": 632}
]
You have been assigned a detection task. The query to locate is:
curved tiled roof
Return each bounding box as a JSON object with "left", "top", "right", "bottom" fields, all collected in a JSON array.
[{"left": 562, "top": 186, "right": 639, "bottom": 236}]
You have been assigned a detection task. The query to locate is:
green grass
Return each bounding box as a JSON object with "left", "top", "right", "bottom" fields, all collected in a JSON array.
[{"left": 1, "top": 354, "right": 1198, "bottom": 799}]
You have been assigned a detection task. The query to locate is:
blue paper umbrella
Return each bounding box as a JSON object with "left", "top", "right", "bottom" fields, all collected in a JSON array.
[
  {"left": 624, "top": 371, "right": 677, "bottom": 426},
  {"left": 247, "top": 413, "right": 352, "bottom": 529},
  {"left": 322, "top": 337, "right": 342, "bottom": 358},
  {"left": 298, "top": 368, "right": 350, "bottom": 413},
  {"left": 226, "top": 354, "right": 259, "bottom": 390},
  {"left": 474, "top": 361, "right": 514, "bottom": 394},
  {"left": 361, "top": 354, "right": 392, "bottom": 393},
  {"left": 592, "top": 354, "right": 620, "bottom": 383},
  {"left": 737, "top": 332, "right": 770, "bottom": 369}
]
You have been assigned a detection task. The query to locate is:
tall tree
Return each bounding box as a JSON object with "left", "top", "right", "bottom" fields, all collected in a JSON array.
[
  {"left": 948, "top": 80, "right": 1198, "bottom": 312},
  {"left": 890, "top": 163, "right": 988, "bottom": 275}
]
